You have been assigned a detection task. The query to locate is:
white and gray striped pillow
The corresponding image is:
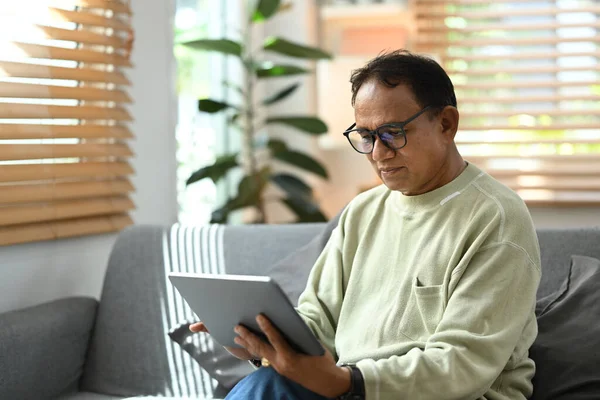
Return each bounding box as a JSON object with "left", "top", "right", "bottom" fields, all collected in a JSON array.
[{"left": 164, "top": 224, "right": 253, "bottom": 396}]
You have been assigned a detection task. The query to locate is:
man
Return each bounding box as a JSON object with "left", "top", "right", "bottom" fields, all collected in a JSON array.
[{"left": 192, "top": 50, "right": 541, "bottom": 399}]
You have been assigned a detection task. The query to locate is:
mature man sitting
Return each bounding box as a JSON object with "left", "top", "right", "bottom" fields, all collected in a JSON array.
[{"left": 192, "top": 50, "right": 541, "bottom": 400}]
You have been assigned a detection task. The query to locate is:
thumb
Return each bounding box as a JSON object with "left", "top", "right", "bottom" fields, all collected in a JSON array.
[{"left": 189, "top": 322, "right": 209, "bottom": 333}]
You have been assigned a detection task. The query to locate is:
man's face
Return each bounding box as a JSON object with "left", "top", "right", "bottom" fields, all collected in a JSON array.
[{"left": 354, "top": 80, "right": 452, "bottom": 195}]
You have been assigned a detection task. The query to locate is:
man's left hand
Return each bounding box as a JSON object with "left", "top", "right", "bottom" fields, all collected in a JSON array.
[{"left": 234, "top": 314, "right": 351, "bottom": 398}]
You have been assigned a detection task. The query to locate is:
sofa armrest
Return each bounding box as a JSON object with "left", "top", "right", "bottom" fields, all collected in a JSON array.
[{"left": 0, "top": 297, "right": 98, "bottom": 399}]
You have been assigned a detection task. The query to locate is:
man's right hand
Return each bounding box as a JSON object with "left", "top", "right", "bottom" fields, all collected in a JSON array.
[{"left": 189, "top": 321, "right": 255, "bottom": 361}]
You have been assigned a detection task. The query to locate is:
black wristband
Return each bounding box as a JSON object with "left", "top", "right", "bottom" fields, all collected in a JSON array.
[{"left": 338, "top": 364, "right": 365, "bottom": 400}]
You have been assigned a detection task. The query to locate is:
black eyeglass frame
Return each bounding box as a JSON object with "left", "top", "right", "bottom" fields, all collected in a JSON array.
[{"left": 342, "top": 105, "right": 433, "bottom": 154}]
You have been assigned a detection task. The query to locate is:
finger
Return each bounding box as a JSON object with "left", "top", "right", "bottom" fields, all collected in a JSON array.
[
  {"left": 234, "top": 325, "right": 262, "bottom": 356},
  {"left": 233, "top": 335, "right": 261, "bottom": 359},
  {"left": 233, "top": 336, "right": 250, "bottom": 352},
  {"left": 235, "top": 325, "right": 274, "bottom": 361},
  {"left": 256, "top": 314, "right": 293, "bottom": 354},
  {"left": 189, "top": 322, "right": 208, "bottom": 333}
]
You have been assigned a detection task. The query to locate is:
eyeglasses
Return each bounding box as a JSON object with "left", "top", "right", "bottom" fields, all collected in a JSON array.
[{"left": 342, "top": 106, "right": 432, "bottom": 154}]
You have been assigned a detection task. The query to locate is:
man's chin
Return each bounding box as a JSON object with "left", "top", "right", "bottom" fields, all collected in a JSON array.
[{"left": 381, "top": 179, "right": 407, "bottom": 193}]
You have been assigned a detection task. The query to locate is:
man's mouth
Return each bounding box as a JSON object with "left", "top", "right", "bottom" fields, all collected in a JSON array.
[
  {"left": 379, "top": 167, "right": 403, "bottom": 172},
  {"left": 379, "top": 167, "right": 404, "bottom": 176}
]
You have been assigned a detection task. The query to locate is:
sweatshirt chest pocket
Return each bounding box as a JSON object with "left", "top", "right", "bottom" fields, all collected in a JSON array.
[{"left": 398, "top": 277, "right": 446, "bottom": 342}]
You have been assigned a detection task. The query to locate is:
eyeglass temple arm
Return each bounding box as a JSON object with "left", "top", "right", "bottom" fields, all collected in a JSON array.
[
  {"left": 343, "top": 123, "right": 356, "bottom": 133},
  {"left": 404, "top": 105, "right": 431, "bottom": 125}
]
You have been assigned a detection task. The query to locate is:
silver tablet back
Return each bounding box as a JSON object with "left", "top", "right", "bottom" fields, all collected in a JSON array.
[{"left": 168, "top": 273, "right": 324, "bottom": 356}]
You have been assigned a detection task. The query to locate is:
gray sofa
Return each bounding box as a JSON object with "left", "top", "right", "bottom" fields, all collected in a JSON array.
[{"left": 1, "top": 223, "right": 599, "bottom": 400}]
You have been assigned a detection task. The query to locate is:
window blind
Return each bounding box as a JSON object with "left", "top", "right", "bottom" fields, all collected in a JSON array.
[
  {"left": 0, "top": 0, "right": 134, "bottom": 246},
  {"left": 415, "top": 0, "right": 600, "bottom": 205}
]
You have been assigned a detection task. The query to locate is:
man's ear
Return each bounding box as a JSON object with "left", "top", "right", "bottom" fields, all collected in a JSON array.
[{"left": 439, "top": 106, "right": 459, "bottom": 141}]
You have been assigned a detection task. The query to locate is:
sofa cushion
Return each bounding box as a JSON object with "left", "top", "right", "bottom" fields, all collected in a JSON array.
[
  {"left": 82, "top": 221, "right": 335, "bottom": 398},
  {"left": 168, "top": 322, "right": 254, "bottom": 390},
  {"left": 59, "top": 393, "right": 210, "bottom": 400},
  {"left": 81, "top": 225, "right": 230, "bottom": 398},
  {"left": 59, "top": 392, "right": 124, "bottom": 400},
  {"left": 169, "top": 213, "right": 342, "bottom": 390},
  {"left": 0, "top": 297, "right": 97, "bottom": 400},
  {"left": 536, "top": 228, "right": 600, "bottom": 299},
  {"left": 530, "top": 255, "right": 600, "bottom": 400}
]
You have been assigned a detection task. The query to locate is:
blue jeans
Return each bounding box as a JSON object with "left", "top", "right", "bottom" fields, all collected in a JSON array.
[{"left": 225, "top": 366, "right": 333, "bottom": 400}]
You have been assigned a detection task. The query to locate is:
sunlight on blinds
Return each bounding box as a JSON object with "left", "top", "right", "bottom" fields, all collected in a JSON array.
[
  {"left": 0, "top": 0, "right": 134, "bottom": 246},
  {"left": 415, "top": 0, "right": 600, "bottom": 205}
]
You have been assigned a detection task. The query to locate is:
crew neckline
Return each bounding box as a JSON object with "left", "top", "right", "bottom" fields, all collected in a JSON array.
[{"left": 392, "top": 162, "right": 483, "bottom": 211}]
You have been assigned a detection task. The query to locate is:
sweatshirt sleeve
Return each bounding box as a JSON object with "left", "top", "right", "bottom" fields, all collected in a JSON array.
[
  {"left": 295, "top": 218, "right": 347, "bottom": 359},
  {"left": 356, "top": 242, "right": 541, "bottom": 400}
]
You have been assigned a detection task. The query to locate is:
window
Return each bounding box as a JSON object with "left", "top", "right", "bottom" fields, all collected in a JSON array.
[
  {"left": 174, "top": 0, "right": 216, "bottom": 224},
  {"left": 416, "top": 0, "right": 600, "bottom": 205},
  {"left": 0, "top": 0, "right": 134, "bottom": 245},
  {"left": 174, "top": 0, "right": 241, "bottom": 224}
]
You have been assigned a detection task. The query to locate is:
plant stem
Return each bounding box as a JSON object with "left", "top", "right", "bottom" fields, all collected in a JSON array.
[
  {"left": 241, "top": 7, "right": 266, "bottom": 223},
  {"left": 241, "top": 20, "right": 254, "bottom": 177}
]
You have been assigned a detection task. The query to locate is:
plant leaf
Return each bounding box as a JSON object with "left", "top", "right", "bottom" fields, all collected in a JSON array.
[
  {"left": 263, "top": 37, "right": 332, "bottom": 60},
  {"left": 252, "top": 0, "right": 281, "bottom": 22},
  {"left": 267, "top": 138, "right": 288, "bottom": 153},
  {"left": 198, "top": 99, "right": 234, "bottom": 113},
  {"left": 282, "top": 197, "right": 327, "bottom": 223},
  {"left": 273, "top": 150, "right": 328, "bottom": 179},
  {"left": 210, "top": 204, "right": 231, "bottom": 223},
  {"left": 271, "top": 173, "right": 313, "bottom": 200},
  {"left": 256, "top": 64, "right": 309, "bottom": 78},
  {"left": 228, "top": 113, "right": 240, "bottom": 125},
  {"left": 183, "top": 39, "right": 242, "bottom": 57},
  {"left": 237, "top": 174, "right": 265, "bottom": 205},
  {"left": 210, "top": 195, "right": 249, "bottom": 223},
  {"left": 266, "top": 116, "right": 328, "bottom": 134},
  {"left": 186, "top": 154, "right": 238, "bottom": 185},
  {"left": 263, "top": 82, "right": 300, "bottom": 106},
  {"left": 210, "top": 168, "right": 270, "bottom": 223}
]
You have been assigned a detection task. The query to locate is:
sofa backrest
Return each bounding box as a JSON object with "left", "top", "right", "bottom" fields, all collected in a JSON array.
[
  {"left": 80, "top": 223, "right": 324, "bottom": 398},
  {"left": 537, "top": 228, "right": 600, "bottom": 299},
  {"left": 81, "top": 221, "right": 599, "bottom": 398}
]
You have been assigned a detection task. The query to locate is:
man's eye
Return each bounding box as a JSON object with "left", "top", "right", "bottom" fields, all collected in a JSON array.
[{"left": 379, "top": 127, "right": 403, "bottom": 137}]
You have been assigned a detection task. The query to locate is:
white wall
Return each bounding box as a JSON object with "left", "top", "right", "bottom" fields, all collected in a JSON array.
[
  {"left": 529, "top": 207, "right": 600, "bottom": 229},
  {"left": 0, "top": 0, "right": 178, "bottom": 314}
]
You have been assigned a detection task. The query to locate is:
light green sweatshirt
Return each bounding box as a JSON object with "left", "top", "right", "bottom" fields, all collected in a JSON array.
[{"left": 297, "top": 163, "right": 541, "bottom": 400}]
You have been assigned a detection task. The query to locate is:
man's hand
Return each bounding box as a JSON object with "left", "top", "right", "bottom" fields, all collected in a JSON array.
[
  {"left": 233, "top": 314, "right": 351, "bottom": 398},
  {"left": 189, "top": 321, "right": 255, "bottom": 361},
  {"left": 189, "top": 321, "right": 209, "bottom": 333}
]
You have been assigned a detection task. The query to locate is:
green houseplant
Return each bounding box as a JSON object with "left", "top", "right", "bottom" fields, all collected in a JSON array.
[{"left": 180, "top": 0, "right": 332, "bottom": 224}]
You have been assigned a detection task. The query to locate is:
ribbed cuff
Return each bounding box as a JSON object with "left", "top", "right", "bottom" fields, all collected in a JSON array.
[{"left": 356, "top": 359, "right": 380, "bottom": 400}]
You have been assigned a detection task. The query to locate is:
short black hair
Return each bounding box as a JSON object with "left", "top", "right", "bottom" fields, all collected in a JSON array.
[{"left": 350, "top": 50, "right": 457, "bottom": 114}]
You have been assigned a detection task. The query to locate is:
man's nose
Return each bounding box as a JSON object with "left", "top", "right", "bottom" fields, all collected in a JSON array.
[{"left": 371, "top": 136, "right": 395, "bottom": 162}]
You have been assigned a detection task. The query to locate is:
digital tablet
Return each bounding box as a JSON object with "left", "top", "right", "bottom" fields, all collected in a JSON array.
[{"left": 168, "top": 272, "right": 325, "bottom": 357}]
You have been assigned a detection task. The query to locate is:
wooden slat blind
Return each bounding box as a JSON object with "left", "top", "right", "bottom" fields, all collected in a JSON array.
[
  {"left": 415, "top": 0, "right": 600, "bottom": 205},
  {"left": 0, "top": 61, "right": 131, "bottom": 85},
  {"left": 0, "top": 0, "right": 134, "bottom": 246}
]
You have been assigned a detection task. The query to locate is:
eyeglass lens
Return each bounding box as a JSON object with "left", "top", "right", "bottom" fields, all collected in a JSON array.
[{"left": 346, "top": 125, "right": 406, "bottom": 153}]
